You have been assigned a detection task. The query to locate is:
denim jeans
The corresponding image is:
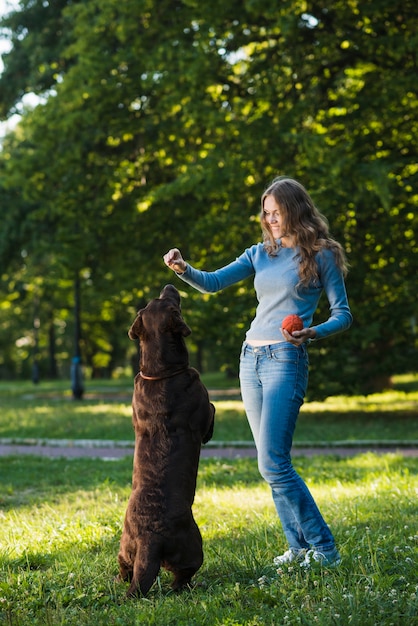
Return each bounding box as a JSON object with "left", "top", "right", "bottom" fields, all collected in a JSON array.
[{"left": 239, "top": 342, "right": 336, "bottom": 553}]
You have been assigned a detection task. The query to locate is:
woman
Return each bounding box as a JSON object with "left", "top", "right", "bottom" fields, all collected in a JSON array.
[{"left": 163, "top": 176, "right": 352, "bottom": 568}]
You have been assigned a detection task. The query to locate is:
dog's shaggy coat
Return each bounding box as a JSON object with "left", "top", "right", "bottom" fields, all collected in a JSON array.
[{"left": 118, "top": 284, "right": 215, "bottom": 597}]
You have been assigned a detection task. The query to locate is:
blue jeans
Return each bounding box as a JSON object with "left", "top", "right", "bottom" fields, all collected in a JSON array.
[{"left": 239, "top": 342, "right": 336, "bottom": 553}]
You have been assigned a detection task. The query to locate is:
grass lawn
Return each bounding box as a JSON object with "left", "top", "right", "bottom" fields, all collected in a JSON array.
[
  {"left": 0, "top": 373, "right": 417, "bottom": 444},
  {"left": 0, "top": 453, "right": 417, "bottom": 625}
]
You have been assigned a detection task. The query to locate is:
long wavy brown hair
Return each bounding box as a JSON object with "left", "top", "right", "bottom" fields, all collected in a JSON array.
[{"left": 260, "top": 176, "right": 349, "bottom": 287}]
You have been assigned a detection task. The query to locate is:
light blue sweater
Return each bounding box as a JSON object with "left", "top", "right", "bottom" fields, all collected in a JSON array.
[{"left": 177, "top": 242, "right": 352, "bottom": 342}]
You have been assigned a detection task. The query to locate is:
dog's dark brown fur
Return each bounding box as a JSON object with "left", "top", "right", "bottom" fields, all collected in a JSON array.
[{"left": 118, "top": 284, "right": 215, "bottom": 597}]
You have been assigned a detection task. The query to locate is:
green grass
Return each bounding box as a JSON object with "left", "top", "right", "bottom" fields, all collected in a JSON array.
[
  {"left": 0, "top": 373, "right": 417, "bottom": 444},
  {"left": 0, "top": 453, "right": 417, "bottom": 625}
]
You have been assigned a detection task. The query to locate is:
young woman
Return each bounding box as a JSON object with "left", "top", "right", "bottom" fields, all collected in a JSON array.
[{"left": 163, "top": 176, "right": 352, "bottom": 568}]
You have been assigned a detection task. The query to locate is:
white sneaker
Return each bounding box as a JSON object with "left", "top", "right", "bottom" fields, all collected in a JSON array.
[
  {"left": 300, "top": 548, "right": 341, "bottom": 568},
  {"left": 273, "top": 548, "right": 307, "bottom": 566}
]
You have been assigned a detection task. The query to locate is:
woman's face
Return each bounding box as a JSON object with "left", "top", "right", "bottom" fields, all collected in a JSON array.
[{"left": 263, "top": 195, "right": 287, "bottom": 239}]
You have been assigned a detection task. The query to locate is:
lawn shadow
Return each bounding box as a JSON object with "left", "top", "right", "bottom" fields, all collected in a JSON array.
[
  {"left": 0, "top": 455, "right": 267, "bottom": 514},
  {"left": 0, "top": 455, "right": 133, "bottom": 512},
  {"left": 1, "top": 453, "right": 417, "bottom": 513}
]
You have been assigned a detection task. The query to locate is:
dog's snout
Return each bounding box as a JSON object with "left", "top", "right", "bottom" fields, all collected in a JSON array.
[{"left": 160, "top": 284, "right": 180, "bottom": 303}]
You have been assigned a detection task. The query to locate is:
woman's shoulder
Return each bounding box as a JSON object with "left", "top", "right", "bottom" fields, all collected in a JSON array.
[
  {"left": 239, "top": 241, "right": 265, "bottom": 258},
  {"left": 315, "top": 241, "right": 338, "bottom": 263},
  {"left": 315, "top": 242, "right": 346, "bottom": 278},
  {"left": 234, "top": 242, "right": 268, "bottom": 269}
]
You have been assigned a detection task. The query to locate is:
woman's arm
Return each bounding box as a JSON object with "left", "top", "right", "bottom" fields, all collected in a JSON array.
[
  {"left": 163, "top": 247, "right": 255, "bottom": 293},
  {"left": 311, "top": 249, "right": 353, "bottom": 340}
]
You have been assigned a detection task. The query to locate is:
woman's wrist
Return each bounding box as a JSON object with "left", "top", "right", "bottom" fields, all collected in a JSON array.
[
  {"left": 307, "top": 328, "right": 317, "bottom": 343},
  {"left": 176, "top": 262, "right": 187, "bottom": 275}
]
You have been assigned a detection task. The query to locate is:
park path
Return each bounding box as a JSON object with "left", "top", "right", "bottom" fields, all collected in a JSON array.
[{"left": 0, "top": 440, "right": 417, "bottom": 460}]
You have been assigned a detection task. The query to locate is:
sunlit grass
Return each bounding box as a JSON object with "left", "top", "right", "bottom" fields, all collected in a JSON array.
[
  {"left": 0, "top": 453, "right": 416, "bottom": 625},
  {"left": 304, "top": 389, "right": 418, "bottom": 412},
  {"left": 0, "top": 374, "right": 417, "bottom": 443}
]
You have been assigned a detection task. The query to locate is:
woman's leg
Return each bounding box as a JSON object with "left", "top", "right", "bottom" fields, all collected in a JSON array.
[
  {"left": 239, "top": 343, "right": 263, "bottom": 448},
  {"left": 240, "top": 342, "right": 337, "bottom": 555}
]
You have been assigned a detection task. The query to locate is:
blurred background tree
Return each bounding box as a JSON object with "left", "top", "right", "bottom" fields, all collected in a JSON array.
[{"left": 0, "top": 0, "right": 416, "bottom": 396}]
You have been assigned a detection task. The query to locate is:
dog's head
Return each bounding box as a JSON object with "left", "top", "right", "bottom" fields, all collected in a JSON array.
[{"left": 128, "top": 284, "right": 191, "bottom": 341}]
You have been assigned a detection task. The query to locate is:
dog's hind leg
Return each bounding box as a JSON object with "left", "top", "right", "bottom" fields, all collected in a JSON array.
[
  {"left": 126, "top": 541, "right": 161, "bottom": 597},
  {"left": 117, "top": 556, "right": 133, "bottom": 583},
  {"left": 164, "top": 522, "right": 204, "bottom": 591},
  {"left": 170, "top": 566, "right": 199, "bottom": 591},
  {"left": 117, "top": 538, "right": 135, "bottom": 583}
]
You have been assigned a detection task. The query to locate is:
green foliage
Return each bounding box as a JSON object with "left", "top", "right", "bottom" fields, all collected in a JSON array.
[
  {"left": 0, "top": 0, "right": 417, "bottom": 392},
  {"left": 0, "top": 0, "right": 74, "bottom": 117},
  {"left": 0, "top": 453, "right": 417, "bottom": 624}
]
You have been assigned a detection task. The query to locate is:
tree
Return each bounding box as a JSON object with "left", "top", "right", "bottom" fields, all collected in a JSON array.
[{"left": 0, "top": 0, "right": 416, "bottom": 394}]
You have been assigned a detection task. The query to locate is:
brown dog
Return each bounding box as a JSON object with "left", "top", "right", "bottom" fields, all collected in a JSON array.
[{"left": 118, "top": 284, "right": 215, "bottom": 597}]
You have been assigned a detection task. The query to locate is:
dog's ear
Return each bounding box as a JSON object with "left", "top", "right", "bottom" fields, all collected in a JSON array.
[
  {"left": 172, "top": 311, "right": 191, "bottom": 337},
  {"left": 128, "top": 311, "right": 143, "bottom": 340}
]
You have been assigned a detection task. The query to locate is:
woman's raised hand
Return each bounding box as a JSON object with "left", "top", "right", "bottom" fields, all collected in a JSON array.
[{"left": 163, "top": 248, "right": 187, "bottom": 274}]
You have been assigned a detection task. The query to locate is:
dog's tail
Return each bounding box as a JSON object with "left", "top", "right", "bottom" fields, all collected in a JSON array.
[{"left": 127, "top": 542, "right": 161, "bottom": 597}]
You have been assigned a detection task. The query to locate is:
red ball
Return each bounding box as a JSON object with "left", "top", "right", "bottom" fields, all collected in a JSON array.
[{"left": 282, "top": 314, "right": 303, "bottom": 334}]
